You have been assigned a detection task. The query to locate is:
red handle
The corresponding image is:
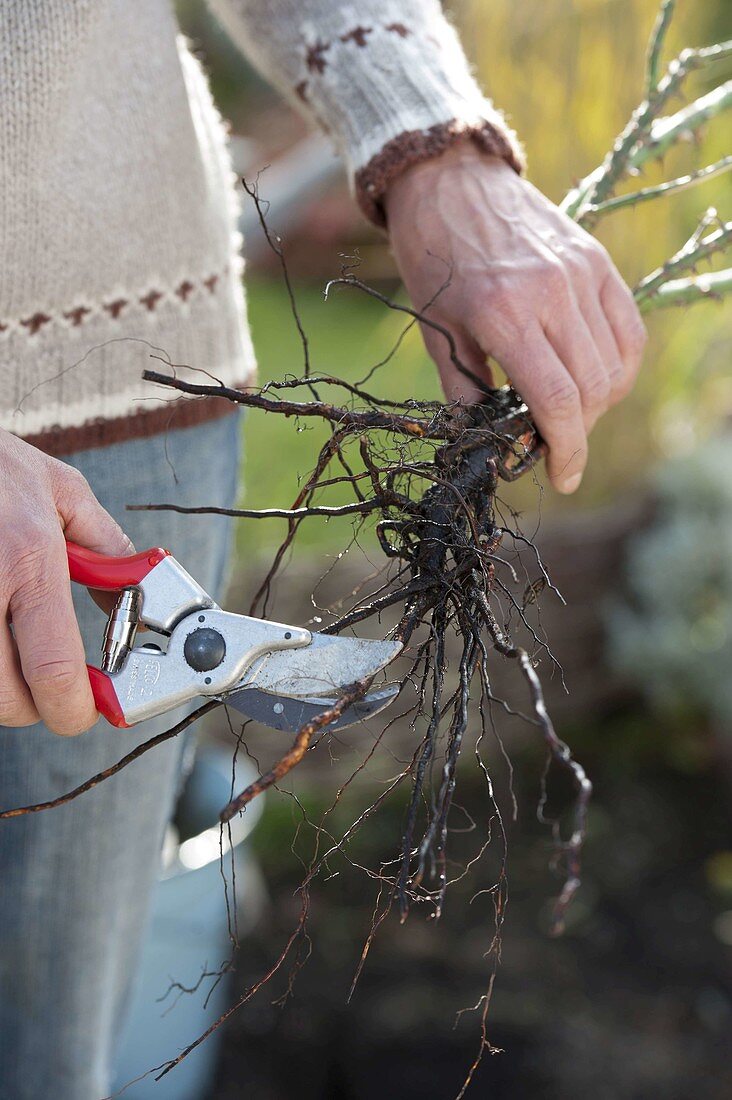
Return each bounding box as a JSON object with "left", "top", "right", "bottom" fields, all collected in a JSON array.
[
  {"left": 65, "top": 542, "right": 170, "bottom": 728},
  {"left": 87, "top": 666, "right": 129, "bottom": 728},
  {"left": 66, "top": 541, "right": 171, "bottom": 590},
  {"left": 67, "top": 542, "right": 172, "bottom": 727}
]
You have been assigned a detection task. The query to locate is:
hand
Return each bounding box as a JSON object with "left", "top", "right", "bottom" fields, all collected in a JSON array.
[
  {"left": 384, "top": 143, "right": 647, "bottom": 493},
  {"left": 0, "top": 430, "right": 133, "bottom": 735}
]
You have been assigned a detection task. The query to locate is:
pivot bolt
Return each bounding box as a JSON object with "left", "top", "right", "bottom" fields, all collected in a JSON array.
[{"left": 184, "top": 628, "right": 226, "bottom": 673}]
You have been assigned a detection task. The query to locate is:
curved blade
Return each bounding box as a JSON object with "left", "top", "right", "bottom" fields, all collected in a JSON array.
[
  {"left": 225, "top": 684, "right": 400, "bottom": 733},
  {"left": 239, "top": 633, "right": 402, "bottom": 699}
]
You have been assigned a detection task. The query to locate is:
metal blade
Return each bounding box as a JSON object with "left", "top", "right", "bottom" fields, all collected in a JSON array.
[
  {"left": 225, "top": 683, "right": 400, "bottom": 733},
  {"left": 239, "top": 633, "right": 402, "bottom": 699}
]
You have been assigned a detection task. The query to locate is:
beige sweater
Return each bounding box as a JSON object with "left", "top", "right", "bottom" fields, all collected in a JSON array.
[{"left": 0, "top": 0, "right": 522, "bottom": 457}]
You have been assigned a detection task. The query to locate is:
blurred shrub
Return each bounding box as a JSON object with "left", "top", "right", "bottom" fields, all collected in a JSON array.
[{"left": 607, "top": 433, "right": 732, "bottom": 727}]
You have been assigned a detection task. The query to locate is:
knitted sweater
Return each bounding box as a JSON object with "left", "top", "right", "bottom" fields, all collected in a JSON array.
[{"left": 0, "top": 0, "right": 523, "bottom": 457}]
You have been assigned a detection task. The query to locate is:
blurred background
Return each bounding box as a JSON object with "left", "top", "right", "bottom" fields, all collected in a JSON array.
[{"left": 118, "top": 2, "right": 732, "bottom": 1097}]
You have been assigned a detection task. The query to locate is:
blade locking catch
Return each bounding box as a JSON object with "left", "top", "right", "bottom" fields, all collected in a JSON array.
[{"left": 101, "top": 588, "right": 141, "bottom": 673}]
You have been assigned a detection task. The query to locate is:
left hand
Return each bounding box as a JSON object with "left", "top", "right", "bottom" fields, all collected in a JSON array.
[{"left": 384, "top": 141, "right": 647, "bottom": 494}]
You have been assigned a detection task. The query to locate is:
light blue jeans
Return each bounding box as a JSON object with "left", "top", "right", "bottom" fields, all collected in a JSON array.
[{"left": 0, "top": 412, "right": 241, "bottom": 1100}]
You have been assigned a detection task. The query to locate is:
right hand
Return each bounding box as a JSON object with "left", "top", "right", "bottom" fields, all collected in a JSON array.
[
  {"left": 0, "top": 429, "right": 134, "bottom": 735},
  {"left": 385, "top": 147, "right": 647, "bottom": 494}
]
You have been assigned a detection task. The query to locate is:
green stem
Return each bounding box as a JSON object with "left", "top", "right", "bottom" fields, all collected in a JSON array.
[
  {"left": 646, "top": 0, "right": 676, "bottom": 98},
  {"left": 636, "top": 219, "right": 732, "bottom": 300},
  {"left": 647, "top": 79, "right": 732, "bottom": 160},
  {"left": 562, "top": 77, "right": 732, "bottom": 221},
  {"left": 637, "top": 267, "right": 732, "bottom": 311},
  {"left": 584, "top": 40, "right": 732, "bottom": 214},
  {"left": 586, "top": 155, "right": 732, "bottom": 217}
]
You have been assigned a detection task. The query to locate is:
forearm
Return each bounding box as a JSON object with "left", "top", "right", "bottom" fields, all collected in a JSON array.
[{"left": 207, "top": 0, "right": 524, "bottom": 222}]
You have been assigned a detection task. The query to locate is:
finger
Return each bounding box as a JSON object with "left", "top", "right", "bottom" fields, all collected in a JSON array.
[
  {"left": 10, "top": 535, "right": 97, "bottom": 736},
  {"left": 54, "top": 465, "right": 134, "bottom": 556},
  {"left": 0, "top": 617, "right": 40, "bottom": 727},
  {"left": 575, "top": 283, "right": 626, "bottom": 406},
  {"left": 53, "top": 464, "right": 135, "bottom": 615},
  {"left": 421, "top": 323, "right": 494, "bottom": 404},
  {"left": 600, "top": 271, "right": 647, "bottom": 395},
  {"left": 545, "top": 295, "right": 610, "bottom": 435},
  {"left": 492, "top": 326, "right": 588, "bottom": 493}
]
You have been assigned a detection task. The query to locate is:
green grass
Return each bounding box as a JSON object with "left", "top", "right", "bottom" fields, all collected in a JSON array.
[{"left": 238, "top": 275, "right": 442, "bottom": 554}]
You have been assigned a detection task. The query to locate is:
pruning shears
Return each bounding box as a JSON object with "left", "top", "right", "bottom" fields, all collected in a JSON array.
[{"left": 66, "top": 542, "right": 401, "bottom": 731}]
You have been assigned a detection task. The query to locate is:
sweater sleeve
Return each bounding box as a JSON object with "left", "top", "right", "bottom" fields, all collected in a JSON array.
[{"left": 206, "top": 0, "right": 525, "bottom": 225}]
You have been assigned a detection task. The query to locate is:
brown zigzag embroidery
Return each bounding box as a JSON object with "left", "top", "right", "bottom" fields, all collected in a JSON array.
[
  {"left": 21, "top": 312, "right": 51, "bottom": 335},
  {"left": 340, "top": 26, "right": 372, "bottom": 47},
  {"left": 306, "top": 39, "right": 330, "bottom": 74},
  {"left": 64, "top": 306, "right": 91, "bottom": 327},
  {"left": 8, "top": 271, "right": 224, "bottom": 336},
  {"left": 139, "top": 289, "right": 163, "bottom": 312},
  {"left": 104, "top": 299, "right": 128, "bottom": 318},
  {"left": 300, "top": 21, "right": 415, "bottom": 94}
]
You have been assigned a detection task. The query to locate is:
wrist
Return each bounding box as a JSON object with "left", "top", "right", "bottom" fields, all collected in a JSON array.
[
  {"left": 358, "top": 121, "right": 525, "bottom": 229},
  {"left": 384, "top": 141, "right": 515, "bottom": 223}
]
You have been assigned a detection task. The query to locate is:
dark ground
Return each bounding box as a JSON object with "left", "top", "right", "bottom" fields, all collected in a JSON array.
[
  {"left": 200, "top": 507, "right": 732, "bottom": 1100},
  {"left": 211, "top": 700, "right": 732, "bottom": 1100}
]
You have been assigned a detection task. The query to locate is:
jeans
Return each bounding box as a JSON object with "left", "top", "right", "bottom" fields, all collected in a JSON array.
[{"left": 0, "top": 411, "right": 241, "bottom": 1100}]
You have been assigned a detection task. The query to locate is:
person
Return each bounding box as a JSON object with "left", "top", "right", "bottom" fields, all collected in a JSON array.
[{"left": 0, "top": 1, "right": 646, "bottom": 1096}]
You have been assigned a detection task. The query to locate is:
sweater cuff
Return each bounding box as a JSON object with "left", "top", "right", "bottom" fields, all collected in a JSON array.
[
  {"left": 290, "top": 9, "right": 525, "bottom": 227},
  {"left": 355, "top": 116, "right": 525, "bottom": 227}
]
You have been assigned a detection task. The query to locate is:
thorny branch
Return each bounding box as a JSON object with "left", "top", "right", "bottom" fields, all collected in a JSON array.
[{"left": 645, "top": 0, "right": 676, "bottom": 97}]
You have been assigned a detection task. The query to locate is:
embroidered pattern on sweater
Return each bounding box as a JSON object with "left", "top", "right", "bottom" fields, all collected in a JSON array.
[
  {"left": 20, "top": 387, "right": 248, "bottom": 460},
  {"left": 0, "top": 266, "right": 231, "bottom": 339},
  {"left": 296, "top": 20, "right": 412, "bottom": 103}
]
